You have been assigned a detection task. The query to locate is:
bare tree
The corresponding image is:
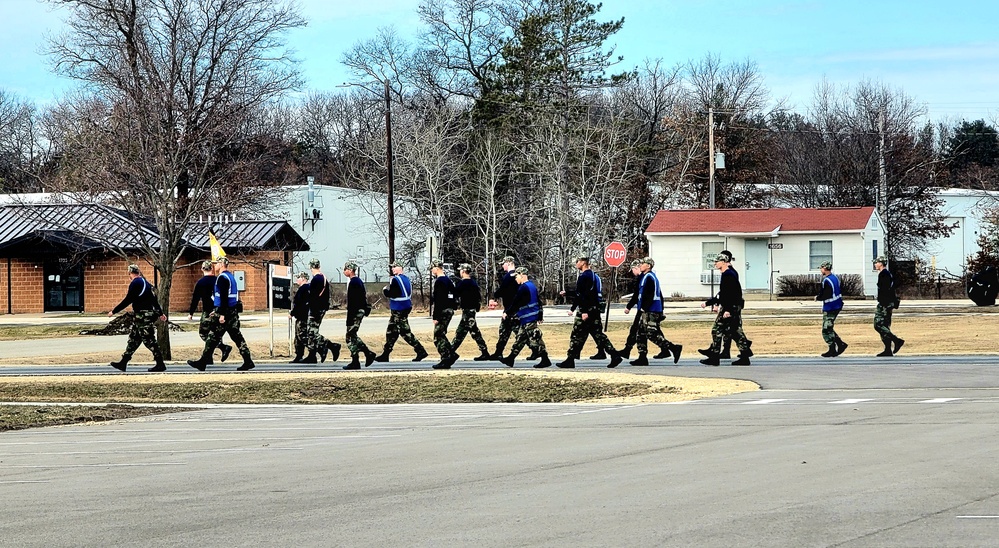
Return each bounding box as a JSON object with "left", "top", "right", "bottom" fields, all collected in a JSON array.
[{"left": 43, "top": 0, "right": 305, "bottom": 357}]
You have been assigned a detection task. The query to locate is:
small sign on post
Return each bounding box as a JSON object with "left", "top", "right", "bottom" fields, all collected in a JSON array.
[
  {"left": 269, "top": 264, "right": 293, "bottom": 358},
  {"left": 604, "top": 241, "right": 627, "bottom": 268}
]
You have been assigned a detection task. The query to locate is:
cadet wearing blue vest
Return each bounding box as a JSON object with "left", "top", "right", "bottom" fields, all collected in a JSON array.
[
  {"left": 631, "top": 257, "right": 683, "bottom": 366},
  {"left": 816, "top": 260, "right": 847, "bottom": 357},
  {"left": 188, "top": 260, "right": 233, "bottom": 365},
  {"left": 108, "top": 264, "right": 167, "bottom": 372},
  {"left": 500, "top": 267, "right": 551, "bottom": 368},
  {"left": 374, "top": 262, "right": 429, "bottom": 362},
  {"left": 699, "top": 253, "right": 753, "bottom": 366},
  {"left": 559, "top": 256, "right": 623, "bottom": 369},
  {"left": 187, "top": 257, "right": 254, "bottom": 371}
]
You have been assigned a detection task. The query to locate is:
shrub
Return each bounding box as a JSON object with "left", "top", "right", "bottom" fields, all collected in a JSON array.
[{"left": 777, "top": 273, "right": 864, "bottom": 297}]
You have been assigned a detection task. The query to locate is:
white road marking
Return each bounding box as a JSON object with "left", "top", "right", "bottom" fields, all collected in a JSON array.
[
  {"left": 957, "top": 516, "right": 999, "bottom": 519},
  {"left": 4, "top": 463, "right": 186, "bottom": 468},
  {"left": 829, "top": 399, "right": 873, "bottom": 404},
  {"left": 920, "top": 398, "right": 962, "bottom": 403},
  {"left": 0, "top": 480, "right": 50, "bottom": 484},
  {"left": 742, "top": 399, "right": 787, "bottom": 405}
]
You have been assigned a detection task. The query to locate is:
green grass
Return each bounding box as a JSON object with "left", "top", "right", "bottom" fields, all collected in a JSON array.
[{"left": 0, "top": 404, "right": 186, "bottom": 432}]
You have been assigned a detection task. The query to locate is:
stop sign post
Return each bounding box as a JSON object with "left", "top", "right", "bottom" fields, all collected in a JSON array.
[
  {"left": 604, "top": 241, "right": 627, "bottom": 268},
  {"left": 602, "top": 241, "right": 627, "bottom": 327}
]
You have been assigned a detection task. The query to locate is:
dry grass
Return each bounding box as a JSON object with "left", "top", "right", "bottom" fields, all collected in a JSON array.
[{"left": 0, "top": 404, "right": 184, "bottom": 432}]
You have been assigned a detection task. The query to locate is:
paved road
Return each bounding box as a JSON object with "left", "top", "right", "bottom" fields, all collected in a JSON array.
[{"left": 2, "top": 356, "right": 999, "bottom": 546}]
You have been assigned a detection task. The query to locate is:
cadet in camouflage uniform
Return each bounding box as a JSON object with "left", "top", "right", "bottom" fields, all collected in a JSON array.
[
  {"left": 288, "top": 272, "right": 310, "bottom": 363},
  {"left": 488, "top": 256, "right": 521, "bottom": 360},
  {"left": 374, "top": 262, "right": 430, "bottom": 362},
  {"left": 816, "top": 261, "right": 847, "bottom": 357},
  {"left": 108, "top": 264, "right": 168, "bottom": 372},
  {"left": 558, "top": 256, "right": 623, "bottom": 369},
  {"left": 188, "top": 258, "right": 254, "bottom": 371},
  {"left": 873, "top": 256, "right": 905, "bottom": 356},
  {"left": 631, "top": 257, "right": 682, "bottom": 365},
  {"left": 699, "top": 254, "right": 752, "bottom": 366},
  {"left": 187, "top": 260, "right": 233, "bottom": 364},
  {"left": 302, "top": 259, "right": 342, "bottom": 363},
  {"left": 342, "top": 261, "right": 376, "bottom": 369},
  {"left": 451, "top": 263, "right": 491, "bottom": 361},
  {"left": 429, "top": 260, "right": 458, "bottom": 369},
  {"left": 500, "top": 267, "right": 551, "bottom": 368},
  {"left": 620, "top": 259, "right": 644, "bottom": 359}
]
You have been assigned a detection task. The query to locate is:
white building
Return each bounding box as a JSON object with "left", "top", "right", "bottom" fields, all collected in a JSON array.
[
  {"left": 922, "top": 188, "right": 999, "bottom": 277},
  {"left": 645, "top": 207, "right": 884, "bottom": 298}
]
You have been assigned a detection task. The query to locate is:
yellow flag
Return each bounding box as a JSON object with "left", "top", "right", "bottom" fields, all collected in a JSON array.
[{"left": 208, "top": 229, "right": 227, "bottom": 261}]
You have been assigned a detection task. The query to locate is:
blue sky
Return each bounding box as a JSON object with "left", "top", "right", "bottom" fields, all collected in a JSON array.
[{"left": 2, "top": 0, "right": 997, "bottom": 123}]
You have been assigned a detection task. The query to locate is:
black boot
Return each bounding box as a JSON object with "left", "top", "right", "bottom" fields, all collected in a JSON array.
[
  {"left": 319, "top": 341, "right": 341, "bottom": 363},
  {"left": 187, "top": 351, "right": 211, "bottom": 371},
  {"left": 556, "top": 356, "right": 576, "bottom": 369},
  {"left": 500, "top": 354, "right": 515, "bottom": 367},
  {"left": 412, "top": 348, "right": 429, "bottom": 362},
  {"left": 892, "top": 338, "right": 905, "bottom": 354},
  {"left": 652, "top": 347, "right": 671, "bottom": 360},
  {"left": 534, "top": 353, "right": 552, "bottom": 368},
  {"left": 876, "top": 341, "right": 893, "bottom": 357},
  {"left": 220, "top": 343, "right": 233, "bottom": 363},
  {"left": 699, "top": 350, "right": 720, "bottom": 366},
  {"left": 109, "top": 355, "right": 129, "bottom": 372},
  {"left": 302, "top": 350, "right": 318, "bottom": 364},
  {"left": 343, "top": 355, "right": 361, "bottom": 370},
  {"left": 669, "top": 344, "right": 683, "bottom": 364},
  {"left": 589, "top": 349, "right": 607, "bottom": 360},
  {"left": 719, "top": 338, "right": 733, "bottom": 360},
  {"left": 630, "top": 353, "right": 649, "bottom": 366},
  {"left": 364, "top": 350, "right": 377, "bottom": 367},
  {"left": 833, "top": 338, "right": 848, "bottom": 356},
  {"left": 290, "top": 345, "right": 305, "bottom": 364},
  {"left": 373, "top": 351, "right": 390, "bottom": 363},
  {"left": 619, "top": 345, "right": 632, "bottom": 359},
  {"left": 473, "top": 351, "right": 491, "bottom": 361},
  {"left": 821, "top": 344, "right": 837, "bottom": 358},
  {"left": 731, "top": 354, "right": 751, "bottom": 366},
  {"left": 432, "top": 357, "right": 451, "bottom": 370},
  {"left": 742, "top": 341, "right": 754, "bottom": 358},
  {"left": 236, "top": 358, "right": 255, "bottom": 371},
  {"left": 608, "top": 351, "right": 623, "bottom": 368},
  {"left": 147, "top": 356, "right": 166, "bottom": 372},
  {"left": 527, "top": 349, "right": 541, "bottom": 360}
]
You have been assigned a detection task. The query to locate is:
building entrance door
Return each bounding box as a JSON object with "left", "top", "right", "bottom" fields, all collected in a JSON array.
[
  {"left": 44, "top": 260, "right": 84, "bottom": 312},
  {"left": 744, "top": 240, "right": 770, "bottom": 290}
]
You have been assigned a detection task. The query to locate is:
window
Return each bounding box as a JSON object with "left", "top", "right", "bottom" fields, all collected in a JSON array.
[
  {"left": 702, "top": 241, "right": 724, "bottom": 270},
  {"left": 809, "top": 240, "right": 832, "bottom": 270},
  {"left": 872, "top": 240, "right": 878, "bottom": 270}
]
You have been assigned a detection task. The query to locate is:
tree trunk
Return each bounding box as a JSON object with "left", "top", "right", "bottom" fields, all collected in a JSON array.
[{"left": 155, "top": 262, "right": 174, "bottom": 360}]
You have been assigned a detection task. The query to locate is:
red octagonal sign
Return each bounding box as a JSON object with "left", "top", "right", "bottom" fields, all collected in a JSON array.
[{"left": 604, "top": 241, "right": 627, "bottom": 268}]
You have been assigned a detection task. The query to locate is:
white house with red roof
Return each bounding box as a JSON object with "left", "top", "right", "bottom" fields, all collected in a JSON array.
[{"left": 644, "top": 207, "right": 885, "bottom": 298}]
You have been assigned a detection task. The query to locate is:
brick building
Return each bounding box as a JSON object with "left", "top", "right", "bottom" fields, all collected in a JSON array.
[{"left": 0, "top": 204, "right": 308, "bottom": 314}]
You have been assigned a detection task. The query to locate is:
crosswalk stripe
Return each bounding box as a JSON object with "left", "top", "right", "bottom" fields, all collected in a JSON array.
[
  {"left": 919, "top": 398, "right": 962, "bottom": 403},
  {"left": 741, "top": 399, "right": 787, "bottom": 405},
  {"left": 830, "top": 399, "right": 874, "bottom": 404}
]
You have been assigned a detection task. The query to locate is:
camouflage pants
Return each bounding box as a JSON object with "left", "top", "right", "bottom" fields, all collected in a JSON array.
[
  {"left": 203, "top": 310, "right": 252, "bottom": 362},
  {"left": 383, "top": 309, "right": 426, "bottom": 354},
  {"left": 199, "top": 310, "right": 230, "bottom": 351},
  {"left": 822, "top": 310, "right": 841, "bottom": 345},
  {"left": 494, "top": 316, "right": 521, "bottom": 353},
  {"left": 710, "top": 307, "right": 751, "bottom": 354},
  {"left": 345, "top": 310, "right": 371, "bottom": 358},
  {"left": 123, "top": 310, "right": 163, "bottom": 361},
  {"left": 567, "top": 310, "right": 616, "bottom": 358},
  {"left": 452, "top": 309, "right": 489, "bottom": 354},
  {"left": 508, "top": 321, "right": 546, "bottom": 359},
  {"left": 874, "top": 304, "right": 896, "bottom": 343},
  {"left": 307, "top": 310, "right": 334, "bottom": 352},
  {"left": 293, "top": 316, "right": 309, "bottom": 352},
  {"left": 636, "top": 311, "right": 671, "bottom": 354},
  {"left": 433, "top": 309, "right": 455, "bottom": 358},
  {"left": 624, "top": 312, "right": 642, "bottom": 349}
]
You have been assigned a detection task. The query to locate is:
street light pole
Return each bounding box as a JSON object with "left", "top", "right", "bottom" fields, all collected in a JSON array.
[
  {"left": 384, "top": 78, "right": 396, "bottom": 263},
  {"left": 708, "top": 107, "right": 715, "bottom": 209}
]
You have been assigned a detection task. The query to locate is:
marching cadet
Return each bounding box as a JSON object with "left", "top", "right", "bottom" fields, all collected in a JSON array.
[
  {"left": 500, "top": 267, "right": 551, "bottom": 368},
  {"left": 558, "top": 256, "right": 623, "bottom": 369},
  {"left": 488, "top": 256, "right": 521, "bottom": 360},
  {"left": 108, "top": 264, "right": 167, "bottom": 372},
  {"left": 374, "top": 262, "right": 430, "bottom": 362},
  {"left": 816, "top": 261, "right": 847, "bottom": 357},
  {"left": 187, "top": 258, "right": 254, "bottom": 371},
  {"left": 873, "top": 256, "right": 905, "bottom": 356},
  {"left": 187, "top": 260, "right": 233, "bottom": 365},
  {"left": 451, "top": 263, "right": 491, "bottom": 362},
  {"left": 302, "top": 259, "right": 341, "bottom": 363},
  {"left": 620, "top": 259, "right": 644, "bottom": 359},
  {"left": 717, "top": 250, "right": 737, "bottom": 359},
  {"left": 343, "top": 261, "right": 376, "bottom": 369},
  {"left": 631, "top": 258, "right": 682, "bottom": 366},
  {"left": 699, "top": 254, "right": 753, "bottom": 366},
  {"left": 429, "top": 260, "right": 458, "bottom": 369},
  {"left": 288, "top": 272, "right": 310, "bottom": 363}
]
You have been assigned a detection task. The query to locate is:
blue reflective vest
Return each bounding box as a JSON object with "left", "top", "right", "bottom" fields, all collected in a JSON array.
[
  {"left": 388, "top": 274, "right": 413, "bottom": 311},
  {"left": 822, "top": 274, "right": 844, "bottom": 312},
  {"left": 213, "top": 271, "right": 239, "bottom": 308},
  {"left": 637, "top": 271, "right": 663, "bottom": 313},
  {"left": 516, "top": 281, "right": 541, "bottom": 325}
]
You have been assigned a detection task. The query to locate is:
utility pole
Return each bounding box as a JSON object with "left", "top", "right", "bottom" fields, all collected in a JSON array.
[
  {"left": 878, "top": 109, "right": 888, "bottom": 257},
  {"left": 708, "top": 107, "right": 715, "bottom": 209},
  {"left": 384, "top": 78, "right": 396, "bottom": 263}
]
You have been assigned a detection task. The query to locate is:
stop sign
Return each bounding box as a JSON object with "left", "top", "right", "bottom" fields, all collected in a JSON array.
[{"left": 604, "top": 241, "right": 627, "bottom": 268}]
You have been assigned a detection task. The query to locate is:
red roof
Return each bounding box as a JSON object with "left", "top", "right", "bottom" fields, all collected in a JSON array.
[{"left": 646, "top": 207, "right": 876, "bottom": 234}]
